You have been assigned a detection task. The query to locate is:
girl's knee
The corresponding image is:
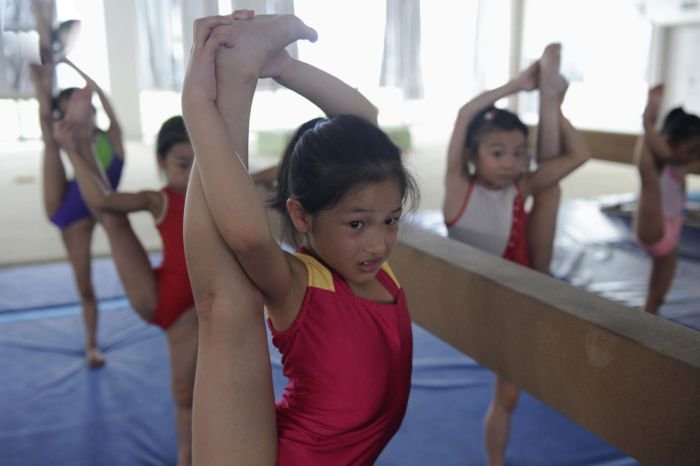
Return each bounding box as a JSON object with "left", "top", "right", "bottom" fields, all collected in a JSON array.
[{"left": 131, "top": 298, "right": 156, "bottom": 323}]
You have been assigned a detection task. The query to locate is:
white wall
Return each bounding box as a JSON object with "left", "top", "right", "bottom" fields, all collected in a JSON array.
[{"left": 663, "top": 24, "right": 700, "bottom": 114}]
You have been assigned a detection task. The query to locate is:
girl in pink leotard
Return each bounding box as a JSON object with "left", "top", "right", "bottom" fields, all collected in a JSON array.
[{"left": 634, "top": 84, "right": 700, "bottom": 314}]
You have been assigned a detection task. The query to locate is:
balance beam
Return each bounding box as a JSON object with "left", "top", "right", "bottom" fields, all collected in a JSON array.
[
  {"left": 391, "top": 224, "right": 700, "bottom": 466},
  {"left": 527, "top": 126, "right": 700, "bottom": 174}
]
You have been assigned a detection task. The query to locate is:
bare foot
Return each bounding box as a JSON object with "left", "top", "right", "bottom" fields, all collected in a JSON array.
[
  {"left": 86, "top": 347, "right": 106, "bottom": 368},
  {"left": 213, "top": 13, "right": 317, "bottom": 75}
]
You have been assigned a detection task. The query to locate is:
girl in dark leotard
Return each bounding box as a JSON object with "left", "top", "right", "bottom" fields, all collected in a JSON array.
[{"left": 29, "top": 0, "right": 125, "bottom": 368}]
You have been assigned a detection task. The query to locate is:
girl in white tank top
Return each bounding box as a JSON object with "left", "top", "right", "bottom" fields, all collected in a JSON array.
[{"left": 442, "top": 46, "right": 592, "bottom": 466}]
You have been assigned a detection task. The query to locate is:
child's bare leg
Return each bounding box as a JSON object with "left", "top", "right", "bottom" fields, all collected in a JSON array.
[
  {"left": 61, "top": 219, "right": 104, "bottom": 367},
  {"left": 59, "top": 91, "right": 158, "bottom": 322},
  {"left": 31, "top": 0, "right": 53, "bottom": 50},
  {"left": 97, "top": 213, "right": 157, "bottom": 322},
  {"left": 644, "top": 252, "right": 677, "bottom": 314},
  {"left": 484, "top": 376, "right": 520, "bottom": 466},
  {"left": 166, "top": 308, "right": 198, "bottom": 466},
  {"left": 529, "top": 43, "right": 563, "bottom": 274},
  {"left": 184, "top": 16, "right": 316, "bottom": 463},
  {"left": 633, "top": 138, "right": 665, "bottom": 244},
  {"left": 61, "top": 163, "right": 156, "bottom": 322},
  {"left": 186, "top": 169, "right": 277, "bottom": 465},
  {"left": 29, "top": 63, "right": 68, "bottom": 217},
  {"left": 528, "top": 187, "right": 561, "bottom": 272}
]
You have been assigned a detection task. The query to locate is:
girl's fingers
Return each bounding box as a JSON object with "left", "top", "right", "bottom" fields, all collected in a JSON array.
[
  {"left": 204, "top": 31, "right": 234, "bottom": 57},
  {"left": 193, "top": 15, "right": 234, "bottom": 48},
  {"left": 232, "top": 9, "right": 255, "bottom": 20}
]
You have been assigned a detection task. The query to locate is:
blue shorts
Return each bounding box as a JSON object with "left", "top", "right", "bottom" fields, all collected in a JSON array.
[{"left": 49, "top": 155, "right": 124, "bottom": 230}]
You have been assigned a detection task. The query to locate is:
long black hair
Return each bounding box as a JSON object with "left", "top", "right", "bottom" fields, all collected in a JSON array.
[{"left": 270, "top": 114, "right": 419, "bottom": 248}]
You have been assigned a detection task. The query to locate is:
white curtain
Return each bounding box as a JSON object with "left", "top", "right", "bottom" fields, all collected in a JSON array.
[
  {"left": 380, "top": 0, "right": 423, "bottom": 99},
  {"left": 180, "top": 0, "right": 219, "bottom": 69},
  {"left": 136, "top": 0, "right": 186, "bottom": 90},
  {"left": 0, "top": 1, "right": 38, "bottom": 98}
]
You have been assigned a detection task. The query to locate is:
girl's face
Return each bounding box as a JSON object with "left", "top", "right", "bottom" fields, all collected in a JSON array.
[
  {"left": 158, "top": 142, "right": 194, "bottom": 193},
  {"left": 58, "top": 97, "right": 96, "bottom": 127},
  {"left": 473, "top": 130, "right": 529, "bottom": 189},
  {"left": 301, "top": 179, "right": 403, "bottom": 291}
]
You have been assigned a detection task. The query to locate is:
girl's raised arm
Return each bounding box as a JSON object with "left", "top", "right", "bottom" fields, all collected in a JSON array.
[
  {"left": 62, "top": 58, "right": 124, "bottom": 155},
  {"left": 444, "top": 61, "right": 539, "bottom": 185},
  {"left": 183, "top": 14, "right": 316, "bottom": 307},
  {"left": 54, "top": 89, "right": 161, "bottom": 218},
  {"left": 272, "top": 57, "right": 377, "bottom": 123},
  {"left": 182, "top": 15, "right": 315, "bottom": 464}
]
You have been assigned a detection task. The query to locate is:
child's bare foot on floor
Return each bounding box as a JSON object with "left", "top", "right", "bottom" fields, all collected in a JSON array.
[{"left": 86, "top": 347, "right": 105, "bottom": 368}]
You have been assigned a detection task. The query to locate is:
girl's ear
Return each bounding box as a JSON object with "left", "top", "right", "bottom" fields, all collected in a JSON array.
[{"left": 286, "top": 198, "right": 311, "bottom": 233}]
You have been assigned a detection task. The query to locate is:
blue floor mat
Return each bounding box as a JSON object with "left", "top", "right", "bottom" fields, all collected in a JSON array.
[
  {"left": 0, "top": 253, "right": 161, "bottom": 314},
  {"left": 0, "top": 304, "right": 639, "bottom": 466}
]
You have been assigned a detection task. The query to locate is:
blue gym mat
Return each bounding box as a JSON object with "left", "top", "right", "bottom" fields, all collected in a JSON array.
[
  {"left": 0, "top": 304, "right": 640, "bottom": 466},
  {"left": 3, "top": 196, "right": 699, "bottom": 465}
]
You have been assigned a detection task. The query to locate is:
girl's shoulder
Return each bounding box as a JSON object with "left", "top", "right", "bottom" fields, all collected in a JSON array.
[
  {"left": 293, "top": 251, "right": 335, "bottom": 292},
  {"left": 443, "top": 174, "right": 473, "bottom": 223}
]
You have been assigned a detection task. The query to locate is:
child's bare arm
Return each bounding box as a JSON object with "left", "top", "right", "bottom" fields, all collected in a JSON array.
[
  {"left": 53, "top": 90, "right": 161, "bottom": 217},
  {"left": 62, "top": 58, "right": 124, "bottom": 154},
  {"left": 183, "top": 14, "right": 316, "bottom": 304},
  {"left": 251, "top": 164, "right": 279, "bottom": 185},
  {"left": 273, "top": 58, "right": 377, "bottom": 123}
]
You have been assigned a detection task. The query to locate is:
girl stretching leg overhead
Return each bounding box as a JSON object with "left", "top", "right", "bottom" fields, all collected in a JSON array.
[{"left": 182, "top": 12, "right": 418, "bottom": 465}]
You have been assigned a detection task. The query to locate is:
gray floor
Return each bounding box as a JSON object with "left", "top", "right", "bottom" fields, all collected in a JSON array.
[{"left": 2, "top": 124, "right": 697, "bottom": 266}]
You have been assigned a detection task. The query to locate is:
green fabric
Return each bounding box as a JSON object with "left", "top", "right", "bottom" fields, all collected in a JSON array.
[{"left": 94, "top": 132, "right": 114, "bottom": 169}]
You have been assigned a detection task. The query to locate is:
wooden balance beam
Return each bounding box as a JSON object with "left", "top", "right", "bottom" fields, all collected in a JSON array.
[
  {"left": 527, "top": 126, "right": 700, "bottom": 175},
  {"left": 391, "top": 224, "right": 700, "bottom": 466}
]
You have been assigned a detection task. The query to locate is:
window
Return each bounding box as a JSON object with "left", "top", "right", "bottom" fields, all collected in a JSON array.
[{"left": 519, "top": 0, "right": 652, "bottom": 132}]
